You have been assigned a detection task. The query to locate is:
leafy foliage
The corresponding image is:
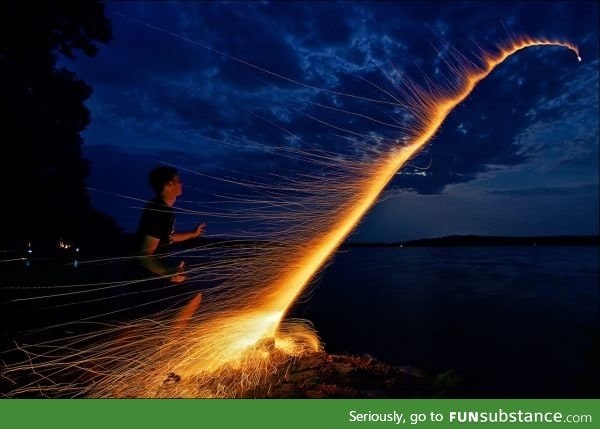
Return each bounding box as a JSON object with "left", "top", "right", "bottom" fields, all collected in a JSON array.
[{"left": 0, "top": 2, "right": 120, "bottom": 246}]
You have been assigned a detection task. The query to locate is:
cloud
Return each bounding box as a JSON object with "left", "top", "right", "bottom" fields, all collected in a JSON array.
[
  {"left": 513, "top": 59, "right": 599, "bottom": 170},
  {"left": 387, "top": 42, "right": 598, "bottom": 195},
  {"left": 73, "top": 2, "right": 598, "bottom": 165},
  {"left": 67, "top": 1, "right": 598, "bottom": 239}
]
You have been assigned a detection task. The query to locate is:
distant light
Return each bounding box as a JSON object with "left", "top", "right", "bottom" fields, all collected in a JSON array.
[
  {"left": 75, "top": 247, "right": 80, "bottom": 253},
  {"left": 27, "top": 249, "right": 33, "bottom": 254},
  {"left": 73, "top": 260, "right": 79, "bottom": 268},
  {"left": 577, "top": 56, "right": 582, "bottom": 62}
]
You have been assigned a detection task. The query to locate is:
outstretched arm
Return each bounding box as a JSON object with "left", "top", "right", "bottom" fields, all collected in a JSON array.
[{"left": 173, "top": 223, "right": 206, "bottom": 243}]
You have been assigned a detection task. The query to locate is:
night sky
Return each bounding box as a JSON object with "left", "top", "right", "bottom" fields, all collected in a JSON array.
[{"left": 61, "top": 1, "right": 598, "bottom": 242}]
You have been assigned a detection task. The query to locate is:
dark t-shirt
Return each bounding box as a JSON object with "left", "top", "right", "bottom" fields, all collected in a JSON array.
[
  {"left": 136, "top": 196, "right": 175, "bottom": 249},
  {"left": 122, "top": 197, "right": 176, "bottom": 318}
]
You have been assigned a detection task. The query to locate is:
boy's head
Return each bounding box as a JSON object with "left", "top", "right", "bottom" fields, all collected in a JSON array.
[{"left": 149, "top": 166, "right": 182, "bottom": 197}]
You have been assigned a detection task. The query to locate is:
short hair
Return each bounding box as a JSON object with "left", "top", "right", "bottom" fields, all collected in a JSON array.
[{"left": 149, "top": 166, "right": 178, "bottom": 194}]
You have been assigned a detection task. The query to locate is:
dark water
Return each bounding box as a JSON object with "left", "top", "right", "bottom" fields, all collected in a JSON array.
[
  {"left": 292, "top": 246, "right": 600, "bottom": 397},
  {"left": 2, "top": 246, "right": 598, "bottom": 397}
]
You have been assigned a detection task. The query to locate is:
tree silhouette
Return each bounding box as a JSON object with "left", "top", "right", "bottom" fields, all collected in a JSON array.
[{"left": 0, "top": 1, "right": 120, "bottom": 249}]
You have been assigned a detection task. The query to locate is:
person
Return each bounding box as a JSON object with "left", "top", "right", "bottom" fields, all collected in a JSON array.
[{"left": 136, "top": 166, "right": 205, "bottom": 283}]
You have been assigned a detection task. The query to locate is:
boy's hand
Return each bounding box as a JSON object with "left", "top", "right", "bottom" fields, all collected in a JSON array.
[
  {"left": 170, "top": 261, "right": 186, "bottom": 283},
  {"left": 193, "top": 223, "right": 206, "bottom": 238}
]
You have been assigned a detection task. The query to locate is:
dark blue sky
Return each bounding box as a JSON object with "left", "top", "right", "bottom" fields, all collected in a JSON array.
[{"left": 63, "top": 1, "right": 598, "bottom": 241}]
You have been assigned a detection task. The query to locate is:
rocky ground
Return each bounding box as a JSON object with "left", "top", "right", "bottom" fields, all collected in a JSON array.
[{"left": 245, "top": 352, "right": 463, "bottom": 398}]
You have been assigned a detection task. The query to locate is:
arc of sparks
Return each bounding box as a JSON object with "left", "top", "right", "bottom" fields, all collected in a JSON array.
[
  {"left": 4, "top": 35, "right": 580, "bottom": 399},
  {"left": 164, "top": 37, "right": 581, "bottom": 391},
  {"left": 266, "top": 37, "right": 581, "bottom": 317}
]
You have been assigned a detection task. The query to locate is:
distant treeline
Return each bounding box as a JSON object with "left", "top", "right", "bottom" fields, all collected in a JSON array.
[
  {"left": 344, "top": 235, "right": 600, "bottom": 248},
  {"left": 161, "top": 233, "right": 600, "bottom": 249},
  {"left": 5, "top": 234, "right": 598, "bottom": 261}
]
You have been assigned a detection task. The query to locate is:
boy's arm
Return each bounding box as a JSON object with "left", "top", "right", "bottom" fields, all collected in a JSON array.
[
  {"left": 172, "top": 223, "right": 206, "bottom": 243},
  {"left": 138, "top": 235, "right": 184, "bottom": 282}
]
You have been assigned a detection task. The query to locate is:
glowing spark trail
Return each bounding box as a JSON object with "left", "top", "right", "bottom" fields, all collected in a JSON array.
[
  {"left": 256, "top": 37, "right": 581, "bottom": 317},
  {"left": 2, "top": 35, "right": 580, "bottom": 398},
  {"left": 143, "top": 36, "right": 579, "bottom": 396}
]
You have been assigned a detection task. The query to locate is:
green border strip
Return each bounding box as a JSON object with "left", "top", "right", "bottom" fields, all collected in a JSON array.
[{"left": 1, "top": 399, "right": 599, "bottom": 429}]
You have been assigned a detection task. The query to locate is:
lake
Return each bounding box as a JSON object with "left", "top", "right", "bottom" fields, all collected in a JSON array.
[
  {"left": 291, "top": 246, "right": 599, "bottom": 397},
  {"left": 2, "top": 245, "right": 598, "bottom": 397}
]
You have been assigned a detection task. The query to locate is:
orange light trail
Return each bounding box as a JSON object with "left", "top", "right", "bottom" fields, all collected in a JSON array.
[
  {"left": 263, "top": 37, "right": 581, "bottom": 316},
  {"left": 3, "top": 36, "right": 580, "bottom": 398},
  {"left": 165, "top": 37, "right": 580, "bottom": 393}
]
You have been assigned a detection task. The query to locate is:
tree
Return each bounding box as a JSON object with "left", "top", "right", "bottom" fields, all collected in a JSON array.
[{"left": 0, "top": 1, "right": 120, "bottom": 249}]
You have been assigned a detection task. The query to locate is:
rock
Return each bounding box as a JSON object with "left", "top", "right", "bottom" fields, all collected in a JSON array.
[{"left": 246, "top": 351, "right": 462, "bottom": 398}]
